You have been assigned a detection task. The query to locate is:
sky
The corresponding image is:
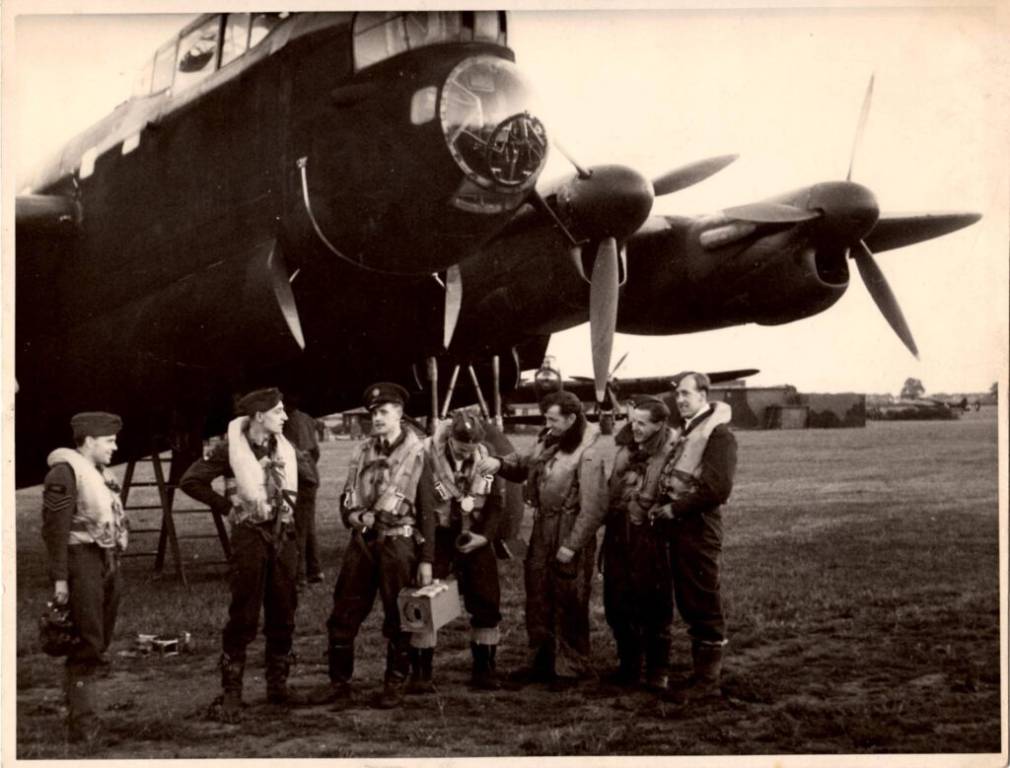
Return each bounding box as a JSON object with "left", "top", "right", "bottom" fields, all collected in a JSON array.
[{"left": 7, "top": 4, "right": 1009, "bottom": 396}]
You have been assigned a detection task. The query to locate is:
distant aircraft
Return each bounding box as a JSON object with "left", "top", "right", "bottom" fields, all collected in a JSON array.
[
  {"left": 15, "top": 12, "right": 982, "bottom": 488},
  {"left": 502, "top": 353, "right": 759, "bottom": 430}
]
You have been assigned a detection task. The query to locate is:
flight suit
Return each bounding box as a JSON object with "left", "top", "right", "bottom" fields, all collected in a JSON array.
[
  {"left": 497, "top": 422, "right": 609, "bottom": 681},
  {"left": 319, "top": 427, "right": 428, "bottom": 706},
  {"left": 603, "top": 423, "right": 676, "bottom": 688},
  {"left": 179, "top": 423, "right": 304, "bottom": 715},
  {"left": 42, "top": 451, "right": 126, "bottom": 744}
]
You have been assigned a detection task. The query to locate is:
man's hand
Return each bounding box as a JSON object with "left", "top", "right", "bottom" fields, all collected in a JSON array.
[
  {"left": 348, "top": 510, "right": 375, "bottom": 532},
  {"left": 417, "top": 561, "right": 433, "bottom": 586},
  {"left": 476, "top": 456, "right": 502, "bottom": 475},
  {"left": 457, "top": 532, "right": 488, "bottom": 554},
  {"left": 650, "top": 503, "right": 674, "bottom": 522},
  {"left": 555, "top": 546, "right": 575, "bottom": 564},
  {"left": 53, "top": 580, "right": 69, "bottom": 606}
]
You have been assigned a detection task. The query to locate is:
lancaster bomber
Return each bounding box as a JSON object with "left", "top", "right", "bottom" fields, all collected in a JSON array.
[{"left": 14, "top": 11, "right": 982, "bottom": 487}]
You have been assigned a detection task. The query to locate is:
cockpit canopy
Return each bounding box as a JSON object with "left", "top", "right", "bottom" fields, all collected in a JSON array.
[
  {"left": 131, "top": 13, "right": 288, "bottom": 98},
  {"left": 353, "top": 11, "right": 507, "bottom": 71}
]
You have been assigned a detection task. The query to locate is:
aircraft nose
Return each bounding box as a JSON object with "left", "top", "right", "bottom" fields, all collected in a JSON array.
[
  {"left": 556, "top": 165, "right": 655, "bottom": 243},
  {"left": 808, "top": 181, "right": 880, "bottom": 243}
]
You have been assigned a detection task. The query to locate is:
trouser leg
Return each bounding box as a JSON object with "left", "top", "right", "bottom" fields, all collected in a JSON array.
[
  {"left": 375, "top": 536, "right": 416, "bottom": 708},
  {"left": 603, "top": 526, "right": 641, "bottom": 683},
  {"left": 553, "top": 535, "right": 595, "bottom": 679},
  {"left": 523, "top": 515, "right": 555, "bottom": 665},
  {"left": 66, "top": 545, "right": 110, "bottom": 667},
  {"left": 459, "top": 539, "right": 502, "bottom": 690},
  {"left": 263, "top": 528, "right": 299, "bottom": 702},
  {"left": 222, "top": 525, "right": 270, "bottom": 661},
  {"left": 671, "top": 510, "right": 725, "bottom": 645}
]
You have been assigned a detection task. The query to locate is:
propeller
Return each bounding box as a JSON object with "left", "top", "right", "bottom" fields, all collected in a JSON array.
[
  {"left": 719, "top": 76, "right": 980, "bottom": 359},
  {"left": 537, "top": 147, "right": 738, "bottom": 402}
]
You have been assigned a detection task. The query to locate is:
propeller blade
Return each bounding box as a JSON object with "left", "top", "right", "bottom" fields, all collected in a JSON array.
[
  {"left": 852, "top": 239, "right": 919, "bottom": 358},
  {"left": 610, "top": 351, "right": 629, "bottom": 379},
  {"left": 863, "top": 211, "right": 982, "bottom": 253},
  {"left": 553, "top": 139, "right": 592, "bottom": 179},
  {"left": 590, "top": 237, "right": 620, "bottom": 403},
  {"left": 847, "top": 74, "right": 875, "bottom": 182},
  {"left": 442, "top": 264, "right": 463, "bottom": 349},
  {"left": 723, "top": 202, "right": 821, "bottom": 224},
  {"left": 652, "top": 153, "right": 738, "bottom": 196},
  {"left": 530, "top": 189, "right": 581, "bottom": 247}
]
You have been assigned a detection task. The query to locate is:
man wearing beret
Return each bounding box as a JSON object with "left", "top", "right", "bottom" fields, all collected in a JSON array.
[
  {"left": 652, "top": 371, "right": 736, "bottom": 705},
  {"left": 179, "top": 387, "right": 304, "bottom": 721},
  {"left": 42, "top": 411, "right": 127, "bottom": 744},
  {"left": 602, "top": 396, "right": 678, "bottom": 692},
  {"left": 308, "top": 382, "right": 429, "bottom": 709},
  {"left": 478, "top": 390, "right": 610, "bottom": 689},
  {"left": 409, "top": 410, "right": 505, "bottom": 693}
]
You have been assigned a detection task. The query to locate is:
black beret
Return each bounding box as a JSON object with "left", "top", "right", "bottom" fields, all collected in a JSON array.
[
  {"left": 236, "top": 387, "right": 282, "bottom": 416},
  {"left": 449, "top": 411, "right": 485, "bottom": 444},
  {"left": 70, "top": 412, "right": 122, "bottom": 439},
  {"left": 363, "top": 382, "right": 409, "bottom": 411}
]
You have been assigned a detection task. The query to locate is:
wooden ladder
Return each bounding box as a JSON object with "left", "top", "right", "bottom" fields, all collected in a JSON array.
[{"left": 118, "top": 448, "right": 231, "bottom": 585}]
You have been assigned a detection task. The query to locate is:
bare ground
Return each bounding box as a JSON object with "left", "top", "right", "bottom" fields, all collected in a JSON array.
[{"left": 13, "top": 409, "right": 1002, "bottom": 758}]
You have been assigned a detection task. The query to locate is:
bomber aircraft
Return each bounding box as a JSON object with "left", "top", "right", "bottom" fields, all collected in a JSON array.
[{"left": 14, "top": 11, "right": 982, "bottom": 490}]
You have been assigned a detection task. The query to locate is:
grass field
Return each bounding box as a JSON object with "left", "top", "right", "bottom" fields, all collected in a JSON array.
[{"left": 12, "top": 409, "right": 1003, "bottom": 758}]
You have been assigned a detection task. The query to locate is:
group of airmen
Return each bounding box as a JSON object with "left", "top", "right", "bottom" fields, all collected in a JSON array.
[{"left": 41, "top": 371, "right": 737, "bottom": 744}]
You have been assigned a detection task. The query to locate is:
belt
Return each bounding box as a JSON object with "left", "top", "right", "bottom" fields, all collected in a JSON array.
[{"left": 377, "top": 524, "right": 414, "bottom": 539}]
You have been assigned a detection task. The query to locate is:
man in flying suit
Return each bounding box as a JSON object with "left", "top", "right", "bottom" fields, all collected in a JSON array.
[
  {"left": 42, "top": 411, "right": 127, "bottom": 745},
  {"left": 603, "top": 396, "right": 678, "bottom": 692},
  {"left": 308, "top": 382, "right": 429, "bottom": 709},
  {"left": 652, "top": 371, "right": 737, "bottom": 705},
  {"left": 479, "top": 390, "right": 610, "bottom": 688},
  {"left": 409, "top": 410, "right": 504, "bottom": 693},
  {"left": 283, "top": 395, "right": 324, "bottom": 586},
  {"left": 179, "top": 387, "right": 303, "bottom": 722}
]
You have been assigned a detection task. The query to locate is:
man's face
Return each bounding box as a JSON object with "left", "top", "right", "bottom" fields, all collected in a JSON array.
[
  {"left": 630, "top": 408, "right": 663, "bottom": 445},
  {"left": 371, "top": 402, "right": 402, "bottom": 437},
  {"left": 675, "top": 376, "right": 707, "bottom": 421},
  {"left": 449, "top": 436, "right": 478, "bottom": 462},
  {"left": 544, "top": 405, "right": 577, "bottom": 437},
  {"left": 257, "top": 402, "right": 288, "bottom": 435},
  {"left": 83, "top": 435, "right": 118, "bottom": 467}
]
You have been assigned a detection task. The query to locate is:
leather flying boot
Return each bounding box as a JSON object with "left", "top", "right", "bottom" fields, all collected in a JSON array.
[
  {"left": 65, "top": 666, "right": 101, "bottom": 745},
  {"left": 406, "top": 647, "right": 436, "bottom": 695},
  {"left": 266, "top": 652, "right": 303, "bottom": 705},
  {"left": 663, "top": 642, "right": 723, "bottom": 705},
  {"left": 217, "top": 652, "right": 245, "bottom": 723},
  {"left": 306, "top": 641, "right": 353, "bottom": 705},
  {"left": 376, "top": 639, "right": 410, "bottom": 709},
  {"left": 470, "top": 643, "right": 501, "bottom": 691}
]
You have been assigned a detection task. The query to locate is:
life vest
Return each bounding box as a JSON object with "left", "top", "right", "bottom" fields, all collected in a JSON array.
[
  {"left": 610, "top": 425, "right": 676, "bottom": 523},
  {"left": 423, "top": 421, "right": 493, "bottom": 528},
  {"left": 46, "top": 448, "right": 127, "bottom": 551},
  {"left": 345, "top": 428, "right": 425, "bottom": 526},
  {"left": 225, "top": 416, "right": 298, "bottom": 526},
  {"left": 661, "top": 400, "right": 732, "bottom": 500}
]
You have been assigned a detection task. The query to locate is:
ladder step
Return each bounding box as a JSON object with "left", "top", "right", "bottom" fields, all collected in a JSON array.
[
  {"left": 125, "top": 481, "right": 177, "bottom": 488},
  {"left": 177, "top": 533, "right": 228, "bottom": 540},
  {"left": 171, "top": 508, "right": 216, "bottom": 514},
  {"left": 129, "top": 527, "right": 163, "bottom": 534}
]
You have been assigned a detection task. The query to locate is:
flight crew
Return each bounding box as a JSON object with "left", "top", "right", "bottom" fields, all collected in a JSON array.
[
  {"left": 42, "top": 412, "right": 127, "bottom": 745},
  {"left": 478, "top": 390, "right": 610, "bottom": 688},
  {"left": 410, "top": 411, "right": 505, "bottom": 693},
  {"left": 308, "top": 382, "right": 429, "bottom": 709},
  {"left": 179, "top": 387, "right": 303, "bottom": 722},
  {"left": 602, "top": 397, "right": 678, "bottom": 692},
  {"left": 651, "top": 372, "right": 737, "bottom": 705}
]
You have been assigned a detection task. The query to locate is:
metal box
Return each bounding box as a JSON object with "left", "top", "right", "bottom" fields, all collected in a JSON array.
[{"left": 397, "top": 579, "right": 461, "bottom": 633}]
